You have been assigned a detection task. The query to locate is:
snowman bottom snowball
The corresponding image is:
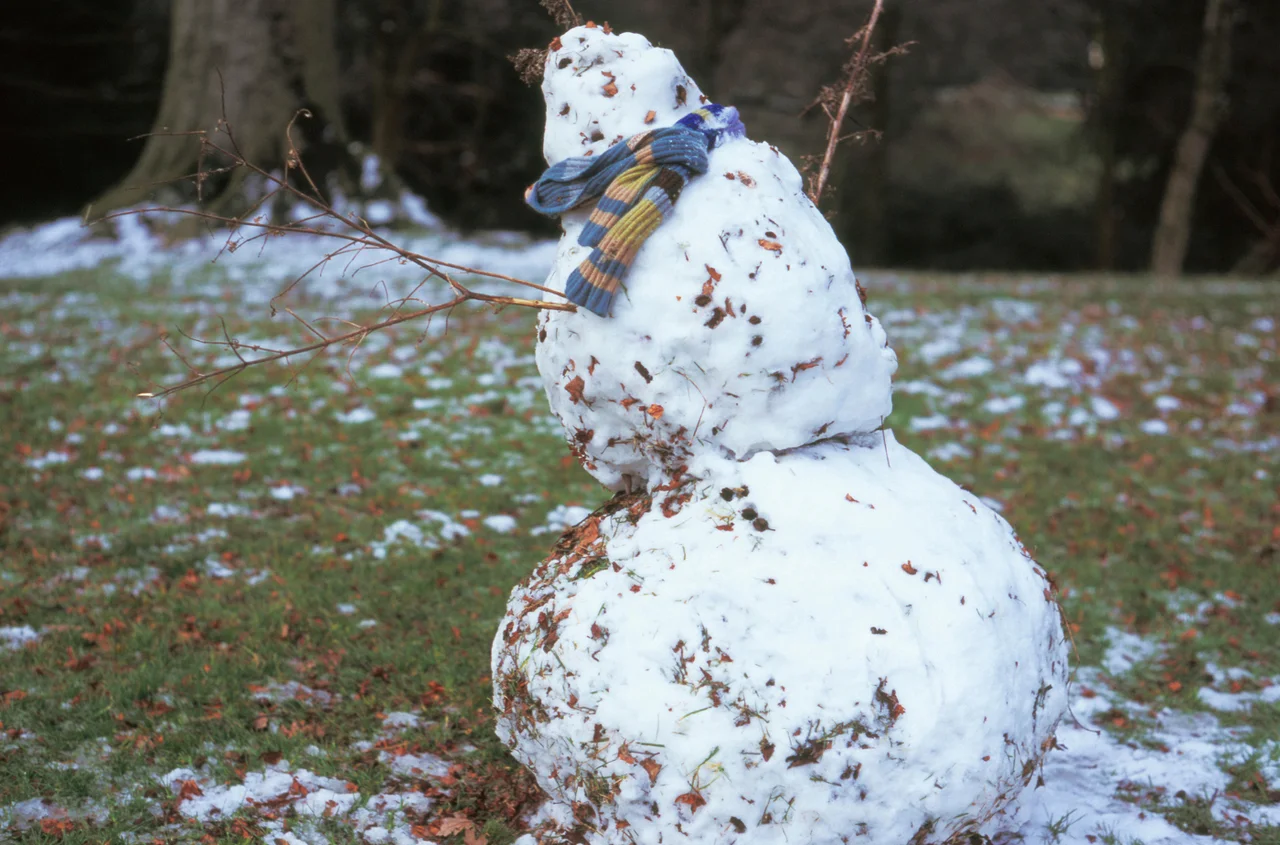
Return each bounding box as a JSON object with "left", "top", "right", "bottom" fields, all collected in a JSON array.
[{"left": 493, "top": 436, "right": 1070, "bottom": 845}]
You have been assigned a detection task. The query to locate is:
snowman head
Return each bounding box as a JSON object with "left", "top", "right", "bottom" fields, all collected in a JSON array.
[{"left": 540, "top": 25, "right": 709, "bottom": 165}]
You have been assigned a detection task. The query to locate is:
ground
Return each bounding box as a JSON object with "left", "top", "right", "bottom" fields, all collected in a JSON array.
[{"left": 0, "top": 222, "right": 1277, "bottom": 844}]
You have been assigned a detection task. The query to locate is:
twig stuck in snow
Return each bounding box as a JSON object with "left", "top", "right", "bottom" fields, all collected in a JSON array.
[
  {"left": 804, "top": 0, "right": 909, "bottom": 207},
  {"left": 90, "top": 108, "right": 574, "bottom": 401}
]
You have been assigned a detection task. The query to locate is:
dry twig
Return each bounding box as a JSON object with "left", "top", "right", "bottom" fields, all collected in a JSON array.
[
  {"left": 90, "top": 108, "right": 574, "bottom": 401},
  {"left": 804, "top": 0, "right": 909, "bottom": 206}
]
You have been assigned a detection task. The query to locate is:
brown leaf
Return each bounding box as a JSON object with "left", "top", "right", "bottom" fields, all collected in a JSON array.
[
  {"left": 901, "top": 562, "right": 918, "bottom": 575},
  {"left": 464, "top": 826, "right": 488, "bottom": 845},
  {"left": 602, "top": 71, "right": 618, "bottom": 98},
  {"left": 261, "top": 750, "right": 283, "bottom": 766},
  {"left": 437, "top": 815, "right": 476, "bottom": 837},
  {"left": 251, "top": 714, "right": 270, "bottom": 731},
  {"left": 640, "top": 758, "right": 662, "bottom": 783},
  {"left": 176, "top": 779, "right": 204, "bottom": 800},
  {"left": 646, "top": 404, "right": 664, "bottom": 419},
  {"left": 644, "top": 110, "right": 657, "bottom": 124},
  {"left": 564, "top": 376, "right": 586, "bottom": 404},
  {"left": 737, "top": 171, "right": 756, "bottom": 187},
  {"left": 675, "top": 791, "right": 706, "bottom": 812},
  {"left": 758, "top": 239, "right": 782, "bottom": 252}
]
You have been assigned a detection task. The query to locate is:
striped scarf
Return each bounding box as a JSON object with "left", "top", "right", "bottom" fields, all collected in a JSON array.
[{"left": 527, "top": 104, "right": 746, "bottom": 316}]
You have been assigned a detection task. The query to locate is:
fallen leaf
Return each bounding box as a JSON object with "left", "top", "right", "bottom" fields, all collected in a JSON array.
[
  {"left": 675, "top": 791, "right": 706, "bottom": 812},
  {"left": 437, "top": 815, "right": 476, "bottom": 837},
  {"left": 758, "top": 239, "right": 782, "bottom": 252},
  {"left": 564, "top": 376, "right": 586, "bottom": 404}
]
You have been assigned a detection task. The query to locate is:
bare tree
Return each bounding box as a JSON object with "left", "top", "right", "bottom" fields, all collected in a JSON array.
[
  {"left": 1150, "top": 0, "right": 1236, "bottom": 279},
  {"left": 92, "top": 0, "right": 348, "bottom": 215}
]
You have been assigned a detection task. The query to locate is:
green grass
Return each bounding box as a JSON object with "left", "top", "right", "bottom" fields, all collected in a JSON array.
[{"left": 1, "top": 262, "right": 1277, "bottom": 843}]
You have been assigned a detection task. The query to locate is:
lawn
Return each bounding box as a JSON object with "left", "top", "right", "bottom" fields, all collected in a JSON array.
[{"left": 1, "top": 225, "right": 1277, "bottom": 844}]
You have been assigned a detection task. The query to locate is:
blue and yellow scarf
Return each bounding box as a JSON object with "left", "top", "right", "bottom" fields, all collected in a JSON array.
[{"left": 526, "top": 104, "right": 746, "bottom": 316}]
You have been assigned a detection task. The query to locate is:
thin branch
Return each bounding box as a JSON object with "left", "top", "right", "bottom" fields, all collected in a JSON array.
[
  {"left": 808, "top": 0, "right": 885, "bottom": 206},
  {"left": 94, "top": 89, "right": 577, "bottom": 403}
]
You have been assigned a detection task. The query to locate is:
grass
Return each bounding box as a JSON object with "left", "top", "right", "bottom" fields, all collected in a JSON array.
[{"left": 1, "top": 259, "right": 1278, "bottom": 843}]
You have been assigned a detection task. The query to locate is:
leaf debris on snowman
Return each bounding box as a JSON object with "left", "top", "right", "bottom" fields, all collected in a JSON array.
[{"left": 493, "top": 22, "right": 1069, "bottom": 845}]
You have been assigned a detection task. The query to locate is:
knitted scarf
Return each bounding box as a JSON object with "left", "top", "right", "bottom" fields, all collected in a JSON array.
[{"left": 526, "top": 104, "right": 746, "bottom": 316}]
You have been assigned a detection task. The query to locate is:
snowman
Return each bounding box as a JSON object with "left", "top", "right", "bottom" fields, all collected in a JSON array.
[{"left": 492, "top": 25, "right": 1069, "bottom": 845}]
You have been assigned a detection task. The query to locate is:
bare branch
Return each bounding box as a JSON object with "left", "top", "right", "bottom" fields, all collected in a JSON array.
[
  {"left": 804, "top": 0, "right": 911, "bottom": 207},
  {"left": 95, "top": 96, "right": 577, "bottom": 402}
]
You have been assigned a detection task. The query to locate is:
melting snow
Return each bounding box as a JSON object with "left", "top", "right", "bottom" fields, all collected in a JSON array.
[
  {"left": 482, "top": 514, "right": 518, "bottom": 533},
  {"left": 336, "top": 407, "right": 377, "bottom": 424},
  {"left": 189, "top": 449, "right": 247, "bottom": 465},
  {"left": 1, "top": 625, "right": 40, "bottom": 649}
]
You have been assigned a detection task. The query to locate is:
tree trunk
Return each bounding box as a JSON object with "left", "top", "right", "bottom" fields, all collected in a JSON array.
[
  {"left": 1150, "top": 0, "right": 1235, "bottom": 279},
  {"left": 90, "top": 0, "right": 346, "bottom": 216}
]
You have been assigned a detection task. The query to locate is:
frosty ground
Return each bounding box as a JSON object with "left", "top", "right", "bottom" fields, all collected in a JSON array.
[{"left": 0, "top": 217, "right": 1277, "bottom": 844}]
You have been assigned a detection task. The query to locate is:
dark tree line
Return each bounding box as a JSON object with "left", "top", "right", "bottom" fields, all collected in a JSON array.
[{"left": 0, "top": 0, "right": 1275, "bottom": 276}]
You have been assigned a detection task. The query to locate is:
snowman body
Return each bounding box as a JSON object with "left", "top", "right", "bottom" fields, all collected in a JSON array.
[{"left": 493, "top": 26, "right": 1068, "bottom": 845}]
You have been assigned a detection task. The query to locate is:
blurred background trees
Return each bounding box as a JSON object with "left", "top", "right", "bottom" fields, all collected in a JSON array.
[{"left": 1, "top": 0, "right": 1275, "bottom": 276}]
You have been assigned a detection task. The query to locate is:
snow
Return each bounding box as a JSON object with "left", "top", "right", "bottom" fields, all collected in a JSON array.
[
  {"left": 25, "top": 451, "right": 70, "bottom": 469},
  {"left": 337, "top": 407, "right": 377, "bottom": 424},
  {"left": 160, "top": 761, "right": 358, "bottom": 835},
  {"left": 530, "top": 504, "right": 592, "bottom": 537},
  {"left": 478, "top": 473, "right": 504, "bottom": 487},
  {"left": 497, "top": 436, "right": 1068, "bottom": 845},
  {"left": 493, "top": 27, "right": 1068, "bottom": 845},
  {"left": 1090, "top": 395, "right": 1121, "bottom": 420},
  {"left": 1141, "top": 419, "right": 1171, "bottom": 435},
  {"left": 940, "top": 355, "right": 995, "bottom": 380},
  {"left": 1025, "top": 358, "right": 1083, "bottom": 389},
  {"left": 371, "top": 520, "right": 438, "bottom": 560},
  {"left": 483, "top": 514, "right": 518, "bottom": 533},
  {"left": 982, "top": 394, "right": 1026, "bottom": 414},
  {"left": 188, "top": 449, "right": 247, "bottom": 465},
  {"left": 909, "top": 413, "right": 952, "bottom": 431},
  {"left": 1, "top": 625, "right": 40, "bottom": 649}
]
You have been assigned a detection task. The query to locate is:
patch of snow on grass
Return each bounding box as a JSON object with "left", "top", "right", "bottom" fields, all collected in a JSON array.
[
  {"left": 908, "top": 413, "right": 951, "bottom": 431},
  {"left": 369, "top": 363, "right": 404, "bottom": 379},
  {"left": 336, "top": 407, "right": 377, "bottom": 424},
  {"left": 206, "top": 503, "right": 250, "bottom": 518},
  {"left": 1025, "top": 358, "right": 1082, "bottom": 389},
  {"left": 928, "top": 443, "right": 972, "bottom": 462},
  {"left": 940, "top": 356, "right": 994, "bottom": 380},
  {"left": 1140, "top": 419, "right": 1171, "bottom": 435},
  {"left": 530, "top": 504, "right": 593, "bottom": 536},
  {"left": 982, "top": 395, "right": 1026, "bottom": 414},
  {"left": 483, "top": 514, "right": 518, "bottom": 533},
  {"left": 419, "top": 509, "right": 471, "bottom": 540},
  {"left": 1, "top": 625, "right": 40, "bottom": 649},
  {"left": 1102, "top": 626, "right": 1162, "bottom": 676},
  {"left": 189, "top": 449, "right": 247, "bottom": 465},
  {"left": 371, "top": 520, "right": 438, "bottom": 560},
  {"left": 1090, "top": 396, "right": 1121, "bottom": 420},
  {"left": 25, "top": 451, "right": 70, "bottom": 470}
]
